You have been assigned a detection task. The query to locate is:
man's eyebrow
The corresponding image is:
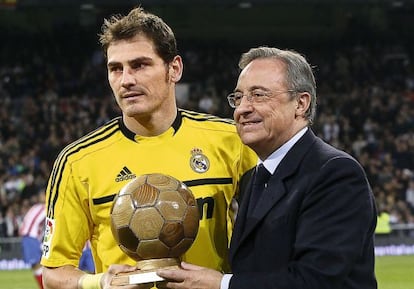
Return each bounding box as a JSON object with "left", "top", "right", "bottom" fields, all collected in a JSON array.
[
  {"left": 107, "top": 56, "right": 153, "bottom": 67},
  {"left": 129, "top": 56, "right": 153, "bottom": 64},
  {"left": 234, "top": 85, "right": 269, "bottom": 93}
]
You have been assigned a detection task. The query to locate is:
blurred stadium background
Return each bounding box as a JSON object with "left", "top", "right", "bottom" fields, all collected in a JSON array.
[{"left": 0, "top": 0, "right": 413, "bottom": 283}]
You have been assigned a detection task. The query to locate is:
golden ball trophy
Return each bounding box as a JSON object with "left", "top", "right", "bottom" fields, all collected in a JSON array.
[{"left": 110, "top": 173, "right": 199, "bottom": 286}]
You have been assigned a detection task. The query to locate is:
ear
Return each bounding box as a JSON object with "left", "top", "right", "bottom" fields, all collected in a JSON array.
[
  {"left": 168, "top": 55, "right": 183, "bottom": 83},
  {"left": 295, "top": 92, "right": 311, "bottom": 118}
]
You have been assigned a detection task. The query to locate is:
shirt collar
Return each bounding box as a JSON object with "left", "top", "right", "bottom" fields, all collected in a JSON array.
[{"left": 259, "top": 127, "right": 308, "bottom": 174}]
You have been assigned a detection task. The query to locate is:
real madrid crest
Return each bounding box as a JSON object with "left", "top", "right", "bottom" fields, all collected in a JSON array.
[{"left": 190, "top": 148, "right": 210, "bottom": 173}]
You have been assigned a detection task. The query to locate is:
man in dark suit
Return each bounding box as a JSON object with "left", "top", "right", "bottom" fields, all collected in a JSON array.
[{"left": 157, "top": 46, "right": 378, "bottom": 289}]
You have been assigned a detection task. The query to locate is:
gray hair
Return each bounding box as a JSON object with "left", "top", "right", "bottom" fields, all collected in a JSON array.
[{"left": 239, "top": 46, "right": 317, "bottom": 124}]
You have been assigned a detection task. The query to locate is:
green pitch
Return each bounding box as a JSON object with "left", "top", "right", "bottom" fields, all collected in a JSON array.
[
  {"left": 0, "top": 255, "right": 413, "bottom": 289},
  {"left": 376, "top": 255, "right": 414, "bottom": 289},
  {"left": 0, "top": 269, "right": 38, "bottom": 289}
]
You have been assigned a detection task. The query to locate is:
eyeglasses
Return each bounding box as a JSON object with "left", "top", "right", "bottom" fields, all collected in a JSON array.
[{"left": 227, "top": 89, "right": 296, "bottom": 108}]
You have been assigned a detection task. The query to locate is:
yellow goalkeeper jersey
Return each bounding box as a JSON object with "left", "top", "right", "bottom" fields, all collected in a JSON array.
[{"left": 41, "top": 109, "right": 256, "bottom": 274}]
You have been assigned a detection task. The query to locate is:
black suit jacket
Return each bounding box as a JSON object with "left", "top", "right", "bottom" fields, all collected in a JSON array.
[{"left": 229, "top": 129, "right": 377, "bottom": 289}]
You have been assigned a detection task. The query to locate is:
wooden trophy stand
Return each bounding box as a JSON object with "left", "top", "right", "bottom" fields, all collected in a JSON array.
[{"left": 111, "top": 258, "right": 180, "bottom": 286}]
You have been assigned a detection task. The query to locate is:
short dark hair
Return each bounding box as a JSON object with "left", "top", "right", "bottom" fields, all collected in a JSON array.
[{"left": 99, "top": 7, "right": 178, "bottom": 64}]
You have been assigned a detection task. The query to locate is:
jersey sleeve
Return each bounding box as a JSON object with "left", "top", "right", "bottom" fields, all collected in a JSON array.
[{"left": 41, "top": 156, "right": 92, "bottom": 268}]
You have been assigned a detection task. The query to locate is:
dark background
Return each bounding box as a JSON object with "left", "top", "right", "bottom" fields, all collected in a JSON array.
[{"left": 2, "top": 0, "right": 414, "bottom": 48}]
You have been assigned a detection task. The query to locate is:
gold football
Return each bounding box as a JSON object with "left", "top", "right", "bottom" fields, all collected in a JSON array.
[{"left": 110, "top": 173, "right": 199, "bottom": 261}]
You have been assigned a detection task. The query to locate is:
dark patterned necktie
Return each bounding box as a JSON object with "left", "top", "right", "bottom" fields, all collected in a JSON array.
[{"left": 247, "top": 164, "right": 271, "bottom": 215}]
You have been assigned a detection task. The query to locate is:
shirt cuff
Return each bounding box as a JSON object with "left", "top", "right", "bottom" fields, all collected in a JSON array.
[{"left": 220, "top": 274, "right": 233, "bottom": 289}]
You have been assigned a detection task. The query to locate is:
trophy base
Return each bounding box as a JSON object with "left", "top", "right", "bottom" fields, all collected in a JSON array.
[{"left": 111, "top": 258, "right": 180, "bottom": 285}]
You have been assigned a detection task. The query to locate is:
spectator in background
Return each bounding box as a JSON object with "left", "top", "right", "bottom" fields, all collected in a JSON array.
[
  {"left": 19, "top": 189, "right": 46, "bottom": 289},
  {"left": 406, "top": 178, "right": 414, "bottom": 213},
  {"left": 375, "top": 207, "right": 392, "bottom": 245},
  {"left": 4, "top": 204, "right": 19, "bottom": 237}
]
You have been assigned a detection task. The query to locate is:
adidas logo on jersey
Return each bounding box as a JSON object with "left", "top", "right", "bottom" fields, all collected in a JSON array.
[{"left": 115, "top": 166, "right": 136, "bottom": 182}]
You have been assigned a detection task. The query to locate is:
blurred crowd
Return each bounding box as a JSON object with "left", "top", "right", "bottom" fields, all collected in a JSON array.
[{"left": 0, "top": 31, "right": 413, "bottom": 238}]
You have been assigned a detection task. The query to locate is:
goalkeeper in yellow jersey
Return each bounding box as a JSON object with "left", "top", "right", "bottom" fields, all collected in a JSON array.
[{"left": 40, "top": 6, "right": 257, "bottom": 289}]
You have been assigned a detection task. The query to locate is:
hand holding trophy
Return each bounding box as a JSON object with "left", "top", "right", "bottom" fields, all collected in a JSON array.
[{"left": 110, "top": 173, "right": 200, "bottom": 286}]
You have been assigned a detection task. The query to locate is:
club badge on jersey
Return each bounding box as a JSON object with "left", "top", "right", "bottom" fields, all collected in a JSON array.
[{"left": 190, "top": 148, "right": 210, "bottom": 173}]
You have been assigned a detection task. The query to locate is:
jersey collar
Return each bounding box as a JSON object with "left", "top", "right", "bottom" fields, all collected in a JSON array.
[{"left": 119, "top": 109, "right": 183, "bottom": 142}]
